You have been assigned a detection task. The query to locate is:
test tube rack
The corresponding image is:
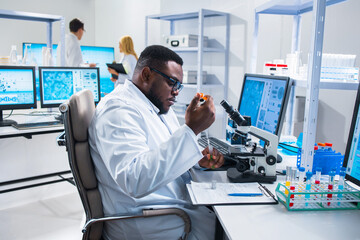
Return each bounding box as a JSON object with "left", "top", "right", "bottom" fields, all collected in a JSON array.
[{"left": 275, "top": 182, "right": 360, "bottom": 211}]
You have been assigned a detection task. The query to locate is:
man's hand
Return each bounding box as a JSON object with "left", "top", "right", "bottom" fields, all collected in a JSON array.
[
  {"left": 198, "top": 147, "right": 224, "bottom": 169},
  {"left": 185, "top": 93, "right": 215, "bottom": 136}
]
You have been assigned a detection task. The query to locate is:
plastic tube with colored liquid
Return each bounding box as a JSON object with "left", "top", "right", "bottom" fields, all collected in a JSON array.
[
  {"left": 285, "top": 166, "right": 292, "bottom": 195},
  {"left": 289, "top": 169, "right": 297, "bottom": 207},
  {"left": 327, "top": 170, "right": 335, "bottom": 206},
  {"left": 305, "top": 171, "right": 313, "bottom": 207},
  {"left": 337, "top": 167, "right": 346, "bottom": 206}
]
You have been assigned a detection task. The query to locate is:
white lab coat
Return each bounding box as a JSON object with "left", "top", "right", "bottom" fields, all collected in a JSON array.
[
  {"left": 56, "top": 33, "right": 83, "bottom": 67},
  {"left": 88, "top": 79, "right": 216, "bottom": 240},
  {"left": 115, "top": 54, "right": 137, "bottom": 87}
]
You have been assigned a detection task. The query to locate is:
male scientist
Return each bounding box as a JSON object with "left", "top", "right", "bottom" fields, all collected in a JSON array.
[
  {"left": 88, "top": 45, "right": 224, "bottom": 239},
  {"left": 57, "top": 18, "right": 96, "bottom": 67}
]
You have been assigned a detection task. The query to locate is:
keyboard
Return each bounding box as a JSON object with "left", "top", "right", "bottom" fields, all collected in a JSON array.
[
  {"left": 198, "top": 137, "right": 229, "bottom": 155},
  {"left": 12, "top": 121, "right": 63, "bottom": 130},
  {"left": 198, "top": 136, "right": 249, "bottom": 155}
]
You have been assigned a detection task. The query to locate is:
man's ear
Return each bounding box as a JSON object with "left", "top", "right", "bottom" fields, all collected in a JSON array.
[{"left": 141, "top": 67, "right": 152, "bottom": 83}]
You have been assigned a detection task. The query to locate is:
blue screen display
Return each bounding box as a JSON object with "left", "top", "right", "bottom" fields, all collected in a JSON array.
[
  {"left": 238, "top": 75, "right": 287, "bottom": 135},
  {"left": 345, "top": 103, "right": 360, "bottom": 182},
  {"left": 23, "top": 43, "right": 115, "bottom": 100},
  {"left": 40, "top": 68, "right": 100, "bottom": 107},
  {"left": 0, "top": 68, "right": 35, "bottom": 106}
]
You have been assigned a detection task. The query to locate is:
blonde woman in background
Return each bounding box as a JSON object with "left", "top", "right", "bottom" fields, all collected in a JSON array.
[{"left": 108, "top": 35, "right": 138, "bottom": 87}]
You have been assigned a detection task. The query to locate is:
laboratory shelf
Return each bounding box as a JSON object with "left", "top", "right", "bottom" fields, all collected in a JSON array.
[
  {"left": 0, "top": 9, "right": 65, "bottom": 65},
  {"left": 0, "top": 9, "right": 63, "bottom": 22},
  {"left": 145, "top": 9, "right": 230, "bottom": 137},
  {"left": 293, "top": 79, "right": 359, "bottom": 90},
  {"left": 255, "top": 0, "right": 346, "bottom": 15},
  {"left": 146, "top": 9, "right": 228, "bottom": 21},
  {"left": 168, "top": 47, "right": 226, "bottom": 53},
  {"left": 252, "top": 0, "right": 349, "bottom": 172},
  {"left": 183, "top": 83, "right": 224, "bottom": 89}
]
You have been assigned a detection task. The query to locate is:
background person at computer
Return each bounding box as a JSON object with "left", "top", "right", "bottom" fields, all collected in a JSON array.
[
  {"left": 89, "top": 45, "right": 224, "bottom": 240},
  {"left": 107, "top": 35, "right": 138, "bottom": 87},
  {"left": 56, "top": 18, "right": 96, "bottom": 67}
]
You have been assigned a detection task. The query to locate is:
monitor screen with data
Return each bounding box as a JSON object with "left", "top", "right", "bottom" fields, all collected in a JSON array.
[
  {"left": 0, "top": 66, "right": 36, "bottom": 126},
  {"left": 39, "top": 67, "right": 100, "bottom": 108},
  {"left": 343, "top": 84, "right": 360, "bottom": 187},
  {"left": 238, "top": 73, "right": 291, "bottom": 136},
  {"left": 23, "top": 43, "right": 115, "bottom": 99}
]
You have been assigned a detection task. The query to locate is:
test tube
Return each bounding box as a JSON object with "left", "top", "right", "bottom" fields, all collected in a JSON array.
[
  {"left": 285, "top": 166, "right": 292, "bottom": 195},
  {"left": 337, "top": 167, "right": 346, "bottom": 206},
  {"left": 305, "top": 171, "right": 313, "bottom": 207},
  {"left": 298, "top": 167, "right": 305, "bottom": 183},
  {"left": 315, "top": 167, "right": 322, "bottom": 185},
  {"left": 289, "top": 169, "right": 297, "bottom": 207},
  {"left": 315, "top": 167, "right": 322, "bottom": 198},
  {"left": 327, "top": 170, "right": 335, "bottom": 206}
]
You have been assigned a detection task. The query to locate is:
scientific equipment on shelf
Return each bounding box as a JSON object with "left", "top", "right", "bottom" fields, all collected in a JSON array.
[
  {"left": 264, "top": 53, "right": 359, "bottom": 82},
  {"left": 182, "top": 70, "right": 207, "bottom": 84},
  {"left": 275, "top": 180, "right": 360, "bottom": 211},
  {"left": 163, "top": 34, "right": 208, "bottom": 48},
  {"left": 9, "top": 45, "right": 18, "bottom": 65}
]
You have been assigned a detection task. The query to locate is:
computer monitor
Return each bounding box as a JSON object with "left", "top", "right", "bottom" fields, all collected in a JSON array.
[
  {"left": 0, "top": 66, "right": 36, "bottom": 126},
  {"left": 238, "top": 73, "right": 291, "bottom": 136},
  {"left": 342, "top": 84, "right": 360, "bottom": 187},
  {"left": 39, "top": 67, "right": 100, "bottom": 108},
  {"left": 23, "top": 43, "right": 115, "bottom": 98}
]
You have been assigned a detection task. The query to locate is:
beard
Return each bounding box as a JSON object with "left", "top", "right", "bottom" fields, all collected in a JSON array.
[{"left": 147, "top": 84, "right": 168, "bottom": 115}]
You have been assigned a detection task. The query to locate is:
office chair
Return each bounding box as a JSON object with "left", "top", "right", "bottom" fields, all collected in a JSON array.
[{"left": 59, "top": 89, "right": 191, "bottom": 240}]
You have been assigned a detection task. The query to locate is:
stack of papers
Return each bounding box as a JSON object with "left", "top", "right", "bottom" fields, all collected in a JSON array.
[{"left": 186, "top": 181, "right": 277, "bottom": 205}]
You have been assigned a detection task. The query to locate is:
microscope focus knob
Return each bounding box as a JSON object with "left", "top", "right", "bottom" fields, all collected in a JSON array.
[
  {"left": 258, "top": 166, "right": 265, "bottom": 174},
  {"left": 266, "top": 155, "right": 277, "bottom": 166}
]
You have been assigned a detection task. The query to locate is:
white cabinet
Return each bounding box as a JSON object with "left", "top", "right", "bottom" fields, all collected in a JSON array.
[
  {"left": 145, "top": 9, "right": 229, "bottom": 137},
  {"left": 252, "top": 0, "right": 354, "bottom": 171}
]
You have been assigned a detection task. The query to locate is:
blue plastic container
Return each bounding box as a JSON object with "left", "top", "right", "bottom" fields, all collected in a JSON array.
[{"left": 297, "top": 148, "right": 344, "bottom": 175}]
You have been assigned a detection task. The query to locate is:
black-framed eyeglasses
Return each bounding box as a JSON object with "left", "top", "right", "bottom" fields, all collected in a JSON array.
[{"left": 149, "top": 67, "right": 183, "bottom": 92}]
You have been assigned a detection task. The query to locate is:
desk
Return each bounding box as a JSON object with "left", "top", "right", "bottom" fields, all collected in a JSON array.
[
  {"left": 0, "top": 122, "right": 72, "bottom": 194},
  {"left": 191, "top": 170, "right": 360, "bottom": 240}
]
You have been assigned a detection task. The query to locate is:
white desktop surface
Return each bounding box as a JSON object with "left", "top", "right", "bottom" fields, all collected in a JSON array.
[
  {"left": 191, "top": 169, "right": 360, "bottom": 240},
  {"left": 0, "top": 111, "right": 63, "bottom": 137}
]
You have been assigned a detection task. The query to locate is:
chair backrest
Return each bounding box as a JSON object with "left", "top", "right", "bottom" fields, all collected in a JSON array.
[{"left": 60, "top": 89, "right": 103, "bottom": 240}]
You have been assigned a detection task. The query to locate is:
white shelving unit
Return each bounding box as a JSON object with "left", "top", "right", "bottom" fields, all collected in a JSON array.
[
  {"left": 145, "top": 9, "right": 229, "bottom": 137},
  {"left": 0, "top": 9, "right": 65, "bottom": 65},
  {"left": 251, "top": 0, "right": 352, "bottom": 171}
]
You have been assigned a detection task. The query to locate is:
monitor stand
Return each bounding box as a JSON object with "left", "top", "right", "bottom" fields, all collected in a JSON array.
[{"left": 0, "top": 110, "right": 17, "bottom": 127}]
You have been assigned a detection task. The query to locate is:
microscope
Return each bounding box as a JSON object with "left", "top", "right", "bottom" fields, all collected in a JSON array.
[{"left": 220, "top": 100, "right": 278, "bottom": 183}]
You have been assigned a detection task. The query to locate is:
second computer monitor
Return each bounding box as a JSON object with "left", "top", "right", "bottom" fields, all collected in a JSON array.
[
  {"left": 238, "top": 73, "right": 291, "bottom": 135},
  {"left": 39, "top": 67, "right": 100, "bottom": 108}
]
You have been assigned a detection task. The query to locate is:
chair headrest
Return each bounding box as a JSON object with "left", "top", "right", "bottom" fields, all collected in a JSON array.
[{"left": 69, "top": 89, "right": 95, "bottom": 142}]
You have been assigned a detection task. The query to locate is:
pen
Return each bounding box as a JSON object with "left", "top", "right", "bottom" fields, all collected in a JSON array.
[{"left": 228, "top": 193, "right": 263, "bottom": 197}]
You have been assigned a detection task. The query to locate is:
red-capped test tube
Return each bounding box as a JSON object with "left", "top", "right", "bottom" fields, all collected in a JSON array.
[
  {"left": 315, "top": 167, "right": 322, "bottom": 185},
  {"left": 327, "top": 170, "right": 335, "bottom": 206},
  {"left": 289, "top": 169, "right": 297, "bottom": 207}
]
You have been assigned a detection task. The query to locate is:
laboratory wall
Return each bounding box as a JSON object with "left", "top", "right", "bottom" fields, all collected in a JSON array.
[{"left": 0, "top": 0, "right": 359, "bottom": 208}]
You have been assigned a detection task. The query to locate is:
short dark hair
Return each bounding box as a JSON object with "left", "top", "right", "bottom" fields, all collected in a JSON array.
[
  {"left": 134, "top": 45, "right": 183, "bottom": 73},
  {"left": 69, "top": 18, "right": 84, "bottom": 32}
]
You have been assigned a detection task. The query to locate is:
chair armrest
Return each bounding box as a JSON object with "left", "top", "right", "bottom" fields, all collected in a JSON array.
[
  {"left": 56, "top": 131, "right": 66, "bottom": 146},
  {"left": 83, "top": 208, "right": 191, "bottom": 240}
]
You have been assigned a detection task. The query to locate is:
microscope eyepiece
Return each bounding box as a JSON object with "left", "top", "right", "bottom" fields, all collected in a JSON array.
[{"left": 220, "top": 100, "right": 247, "bottom": 126}]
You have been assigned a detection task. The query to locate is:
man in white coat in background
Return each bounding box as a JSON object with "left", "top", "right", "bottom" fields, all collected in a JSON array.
[
  {"left": 57, "top": 18, "right": 96, "bottom": 67},
  {"left": 88, "top": 45, "right": 224, "bottom": 239}
]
